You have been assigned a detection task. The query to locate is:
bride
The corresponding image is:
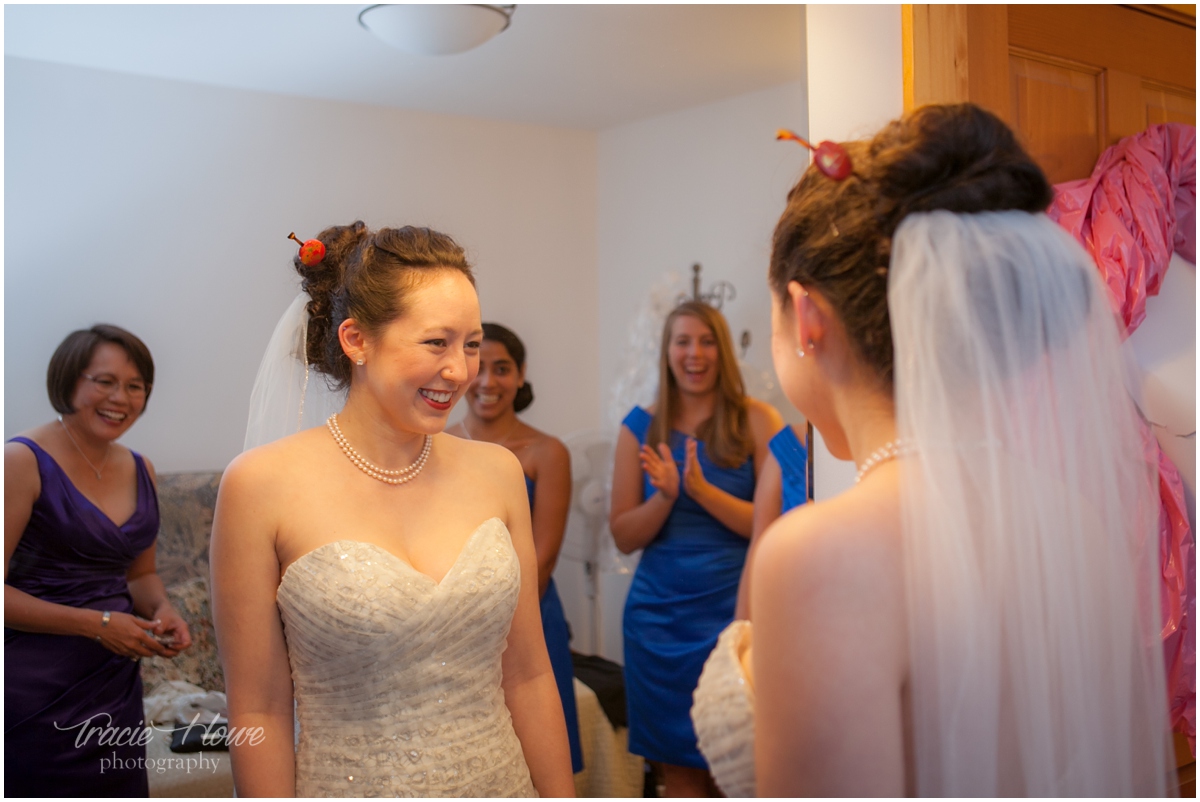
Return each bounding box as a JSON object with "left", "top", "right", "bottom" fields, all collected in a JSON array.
[
  {"left": 692, "top": 104, "right": 1172, "bottom": 795},
  {"left": 210, "top": 222, "right": 575, "bottom": 796}
]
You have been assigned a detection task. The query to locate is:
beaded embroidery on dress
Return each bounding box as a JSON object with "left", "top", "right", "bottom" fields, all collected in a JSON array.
[
  {"left": 276, "top": 517, "right": 538, "bottom": 797},
  {"left": 691, "top": 620, "right": 756, "bottom": 798}
]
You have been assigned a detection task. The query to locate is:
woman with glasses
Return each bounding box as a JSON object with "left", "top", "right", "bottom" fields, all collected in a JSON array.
[{"left": 5, "top": 324, "right": 192, "bottom": 797}]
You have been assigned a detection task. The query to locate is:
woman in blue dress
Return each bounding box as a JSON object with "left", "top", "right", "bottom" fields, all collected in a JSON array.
[
  {"left": 610, "top": 301, "right": 781, "bottom": 795},
  {"left": 447, "top": 322, "right": 584, "bottom": 774}
]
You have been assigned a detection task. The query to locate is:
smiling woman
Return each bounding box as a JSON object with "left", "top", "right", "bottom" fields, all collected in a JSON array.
[
  {"left": 608, "top": 301, "right": 782, "bottom": 796},
  {"left": 210, "top": 222, "right": 576, "bottom": 797},
  {"left": 5, "top": 324, "right": 192, "bottom": 797},
  {"left": 447, "top": 321, "right": 584, "bottom": 774}
]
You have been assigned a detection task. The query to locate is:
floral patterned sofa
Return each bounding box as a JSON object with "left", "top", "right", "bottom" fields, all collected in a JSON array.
[{"left": 140, "top": 471, "right": 233, "bottom": 797}]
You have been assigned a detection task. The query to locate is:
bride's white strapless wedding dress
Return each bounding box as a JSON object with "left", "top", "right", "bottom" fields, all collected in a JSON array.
[
  {"left": 276, "top": 517, "right": 538, "bottom": 797},
  {"left": 691, "top": 619, "right": 756, "bottom": 797}
]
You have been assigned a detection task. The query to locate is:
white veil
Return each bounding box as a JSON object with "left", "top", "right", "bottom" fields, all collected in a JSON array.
[
  {"left": 243, "top": 293, "right": 346, "bottom": 451},
  {"left": 889, "top": 211, "right": 1171, "bottom": 795}
]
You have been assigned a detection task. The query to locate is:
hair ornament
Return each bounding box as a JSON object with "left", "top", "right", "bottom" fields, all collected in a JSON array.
[
  {"left": 776, "top": 129, "right": 852, "bottom": 181},
  {"left": 288, "top": 232, "right": 327, "bottom": 266}
]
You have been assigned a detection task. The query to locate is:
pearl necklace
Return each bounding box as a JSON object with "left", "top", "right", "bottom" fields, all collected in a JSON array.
[
  {"left": 855, "top": 439, "right": 909, "bottom": 484},
  {"left": 58, "top": 416, "right": 111, "bottom": 480},
  {"left": 326, "top": 414, "right": 432, "bottom": 485}
]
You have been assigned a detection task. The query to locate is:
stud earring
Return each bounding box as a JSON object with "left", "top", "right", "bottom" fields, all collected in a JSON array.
[
  {"left": 356, "top": 358, "right": 365, "bottom": 366},
  {"left": 796, "top": 347, "right": 805, "bottom": 359}
]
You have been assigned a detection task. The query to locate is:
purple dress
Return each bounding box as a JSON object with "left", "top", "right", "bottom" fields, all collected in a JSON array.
[{"left": 5, "top": 436, "right": 159, "bottom": 797}]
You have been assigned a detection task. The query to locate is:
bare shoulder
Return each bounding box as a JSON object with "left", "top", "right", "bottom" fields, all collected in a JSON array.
[
  {"left": 5, "top": 439, "right": 41, "bottom": 499},
  {"left": 5, "top": 439, "right": 38, "bottom": 473},
  {"left": 754, "top": 477, "right": 903, "bottom": 611},
  {"left": 220, "top": 427, "right": 326, "bottom": 500},
  {"left": 746, "top": 397, "right": 785, "bottom": 439},
  {"left": 434, "top": 431, "right": 524, "bottom": 478},
  {"left": 528, "top": 428, "right": 569, "bottom": 468}
]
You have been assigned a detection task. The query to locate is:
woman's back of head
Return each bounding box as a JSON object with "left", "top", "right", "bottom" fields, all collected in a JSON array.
[
  {"left": 770, "top": 103, "right": 1170, "bottom": 795},
  {"left": 769, "top": 103, "right": 1054, "bottom": 389}
]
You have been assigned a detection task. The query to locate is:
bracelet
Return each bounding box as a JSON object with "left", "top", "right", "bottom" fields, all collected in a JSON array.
[{"left": 95, "top": 610, "right": 112, "bottom": 642}]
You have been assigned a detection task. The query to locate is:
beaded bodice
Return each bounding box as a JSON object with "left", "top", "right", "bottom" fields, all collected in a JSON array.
[{"left": 275, "top": 517, "right": 537, "bottom": 798}]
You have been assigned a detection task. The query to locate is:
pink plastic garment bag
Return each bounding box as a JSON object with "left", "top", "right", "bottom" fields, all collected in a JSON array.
[{"left": 1049, "top": 122, "right": 1196, "bottom": 752}]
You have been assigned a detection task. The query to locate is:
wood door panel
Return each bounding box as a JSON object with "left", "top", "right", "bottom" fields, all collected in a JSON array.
[
  {"left": 1008, "top": 5, "right": 1195, "bottom": 90},
  {"left": 1010, "top": 54, "right": 1102, "bottom": 183},
  {"left": 1143, "top": 81, "right": 1198, "bottom": 126}
]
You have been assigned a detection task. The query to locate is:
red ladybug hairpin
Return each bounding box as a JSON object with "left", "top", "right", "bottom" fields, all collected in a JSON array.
[
  {"left": 288, "top": 232, "right": 326, "bottom": 266},
  {"left": 776, "top": 129, "right": 852, "bottom": 181}
]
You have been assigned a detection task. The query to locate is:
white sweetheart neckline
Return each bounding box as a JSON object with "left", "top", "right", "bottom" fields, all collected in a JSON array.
[{"left": 277, "top": 516, "right": 508, "bottom": 590}]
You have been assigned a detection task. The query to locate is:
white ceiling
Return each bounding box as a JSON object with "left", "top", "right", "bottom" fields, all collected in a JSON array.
[{"left": 4, "top": 4, "right": 806, "bottom": 130}]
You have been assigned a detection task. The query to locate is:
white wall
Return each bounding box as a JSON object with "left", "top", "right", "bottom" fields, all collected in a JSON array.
[
  {"left": 4, "top": 57, "right": 599, "bottom": 472},
  {"left": 596, "top": 80, "right": 810, "bottom": 413},
  {"left": 805, "top": 4, "right": 904, "bottom": 499}
]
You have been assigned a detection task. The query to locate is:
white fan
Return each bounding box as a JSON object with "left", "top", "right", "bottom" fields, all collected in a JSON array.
[{"left": 555, "top": 429, "right": 617, "bottom": 656}]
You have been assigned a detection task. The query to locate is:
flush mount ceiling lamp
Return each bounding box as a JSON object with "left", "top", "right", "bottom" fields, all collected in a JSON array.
[{"left": 358, "top": 4, "right": 516, "bottom": 56}]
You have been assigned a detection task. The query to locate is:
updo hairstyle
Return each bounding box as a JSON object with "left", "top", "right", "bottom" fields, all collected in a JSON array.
[
  {"left": 482, "top": 322, "right": 534, "bottom": 413},
  {"left": 295, "top": 222, "right": 475, "bottom": 388},
  {"left": 769, "top": 103, "right": 1054, "bottom": 389}
]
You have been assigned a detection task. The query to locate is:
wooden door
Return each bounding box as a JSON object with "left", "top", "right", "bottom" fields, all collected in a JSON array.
[
  {"left": 903, "top": 4, "right": 1195, "bottom": 183},
  {"left": 903, "top": 4, "right": 1196, "bottom": 794}
]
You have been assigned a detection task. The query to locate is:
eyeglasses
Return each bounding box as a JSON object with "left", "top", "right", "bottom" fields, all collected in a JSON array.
[{"left": 82, "top": 373, "right": 149, "bottom": 398}]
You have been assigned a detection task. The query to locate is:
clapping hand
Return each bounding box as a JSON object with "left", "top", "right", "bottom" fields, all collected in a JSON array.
[
  {"left": 639, "top": 443, "right": 680, "bottom": 502},
  {"left": 682, "top": 438, "right": 712, "bottom": 500}
]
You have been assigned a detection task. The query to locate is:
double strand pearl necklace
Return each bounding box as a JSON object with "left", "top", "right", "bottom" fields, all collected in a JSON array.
[
  {"left": 58, "top": 416, "right": 111, "bottom": 480},
  {"left": 326, "top": 414, "right": 431, "bottom": 486},
  {"left": 855, "top": 439, "right": 909, "bottom": 484}
]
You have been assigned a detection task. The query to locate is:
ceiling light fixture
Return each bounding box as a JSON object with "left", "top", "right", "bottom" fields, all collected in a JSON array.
[{"left": 358, "top": 4, "right": 516, "bottom": 56}]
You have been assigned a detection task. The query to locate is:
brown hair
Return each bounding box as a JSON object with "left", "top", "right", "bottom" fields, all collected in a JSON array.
[
  {"left": 47, "top": 324, "right": 155, "bottom": 414},
  {"left": 294, "top": 222, "right": 475, "bottom": 388},
  {"left": 769, "top": 103, "right": 1053, "bottom": 388},
  {"left": 648, "top": 301, "right": 752, "bottom": 469}
]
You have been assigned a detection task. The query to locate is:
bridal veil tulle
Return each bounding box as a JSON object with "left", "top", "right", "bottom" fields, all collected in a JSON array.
[
  {"left": 891, "top": 211, "right": 1171, "bottom": 795},
  {"left": 243, "top": 293, "right": 345, "bottom": 451}
]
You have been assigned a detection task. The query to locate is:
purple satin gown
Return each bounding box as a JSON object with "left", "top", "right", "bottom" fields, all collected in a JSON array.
[{"left": 5, "top": 436, "right": 159, "bottom": 797}]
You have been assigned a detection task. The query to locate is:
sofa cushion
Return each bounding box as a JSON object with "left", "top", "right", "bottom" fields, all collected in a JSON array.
[{"left": 154, "top": 472, "right": 221, "bottom": 588}]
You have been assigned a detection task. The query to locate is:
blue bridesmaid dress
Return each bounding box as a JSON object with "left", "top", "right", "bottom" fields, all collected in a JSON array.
[
  {"left": 768, "top": 425, "right": 808, "bottom": 513},
  {"left": 620, "top": 407, "right": 754, "bottom": 768},
  {"left": 526, "top": 476, "right": 584, "bottom": 773}
]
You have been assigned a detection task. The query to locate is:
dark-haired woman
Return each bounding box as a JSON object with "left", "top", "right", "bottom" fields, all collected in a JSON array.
[
  {"left": 212, "top": 223, "right": 575, "bottom": 797},
  {"left": 5, "top": 324, "right": 192, "bottom": 797},
  {"left": 447, "top": 322, "right": 584, "bottom": 775},
  {"left": 609, "top": 301, "right": 782, "bottom": 796},
  {"left": 690, "top": 104, "right": 1171, "bottom": 795}
]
